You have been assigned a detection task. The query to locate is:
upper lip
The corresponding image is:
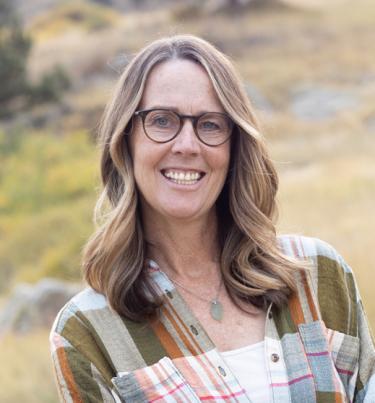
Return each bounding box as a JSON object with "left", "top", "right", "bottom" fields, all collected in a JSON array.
[{"left": 161, "top": 168, "right": 206, "bottom": 173}]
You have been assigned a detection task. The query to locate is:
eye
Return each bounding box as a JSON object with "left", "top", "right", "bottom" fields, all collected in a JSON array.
[
  {"left": 198, "top": 113, "right": 230, "bottom": 134},
  {"left": 199, "top": 116, "right": 225, "bottom": 132},
  {"left": 146, "top": 111, "right": 177, "bottom": 129},
  {"left": 201, "top": 120, "right": 220, "bottom": 130},
  {"left": 154, "top": 116, "right": 170, "bottom": 126}
]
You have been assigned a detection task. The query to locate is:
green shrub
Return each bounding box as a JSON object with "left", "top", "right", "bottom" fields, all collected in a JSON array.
[
  {"left": 28, "top": 66, "right": 71, "bottom": 105},
  {"left": 0, "top": 0, "right": 32, "bottom": 117},
  {"left": 0, "top": 130, "right": 99, "bottom": 290}
]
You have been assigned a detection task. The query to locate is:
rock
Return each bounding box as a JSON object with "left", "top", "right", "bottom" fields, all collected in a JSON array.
[
  {"left": 0, "top": 278, "right": 81, "bottom": 336},
  {"left": 290, "top": 84, "right": 360, "bottom": 121},
  {"left": 106, "top": 53, "right": 129, "bottom": 75},
  {"left": 365, "top": 115, "right": 375, "bottom": 133},
  {"left": 245, "top": 83, "right": 274, "bottom": 114}
]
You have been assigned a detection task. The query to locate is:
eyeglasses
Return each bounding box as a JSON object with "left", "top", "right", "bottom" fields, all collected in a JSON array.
[{"left": 133, "top": 108, "right": 234, "bottom": 147}]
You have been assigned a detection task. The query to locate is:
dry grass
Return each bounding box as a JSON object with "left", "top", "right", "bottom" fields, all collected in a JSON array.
[
  {"left": 0, "top": 331, "right": 58, "bottom": 403},
  {"left": 29, "top": 0, "right": 120, "bottom": 41},
  {"left": 274, "top": 128, "right": 375, "bottom": 321},
  {"left": 27, "top": 8, "right": 170, "bottom": 83}
]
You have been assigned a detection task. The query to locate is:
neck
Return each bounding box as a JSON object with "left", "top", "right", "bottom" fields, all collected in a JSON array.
[{"left": 143, "top": 208, "right": 221, "bottom": 282}]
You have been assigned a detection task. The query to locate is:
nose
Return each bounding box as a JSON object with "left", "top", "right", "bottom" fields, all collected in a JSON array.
[{"left": 171, "top": 118, "right": 200, "bottom": 155}]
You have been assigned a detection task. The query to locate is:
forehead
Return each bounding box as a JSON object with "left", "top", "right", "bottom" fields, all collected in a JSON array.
[{"left": 139, "top": 59, "right": 224, "bottom": 112}]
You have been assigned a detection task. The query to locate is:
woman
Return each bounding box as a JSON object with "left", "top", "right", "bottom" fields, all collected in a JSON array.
[{"left": 50, "top": 35, "right": 374, "bottom": 402}]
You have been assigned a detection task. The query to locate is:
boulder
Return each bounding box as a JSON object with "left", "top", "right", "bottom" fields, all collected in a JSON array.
[
  {"left": 290, "top": 84, "right": 360, "bottom": 121},
  {"left": 0, "top": 278, "right": 82, "bottom": 335},
  {"left": 366, "top": 115, "right": 375, "bottom": 133},
  {"left": 245, "top": 83, "right": 274, "bottom": 115}
]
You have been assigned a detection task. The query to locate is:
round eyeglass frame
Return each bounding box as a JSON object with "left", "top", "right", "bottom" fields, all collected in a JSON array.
[{"left": 133, "top": 108, "right": 234, "bottom": 147}]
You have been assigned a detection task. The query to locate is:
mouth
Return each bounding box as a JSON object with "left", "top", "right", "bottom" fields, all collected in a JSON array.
[{"left": 161, "top": 169, "right": 206, "bottom": 185}]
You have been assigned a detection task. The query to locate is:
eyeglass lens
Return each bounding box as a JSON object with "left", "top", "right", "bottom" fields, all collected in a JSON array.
[{"left": 143, "top": 110, "right": 231, "bottom": 146}]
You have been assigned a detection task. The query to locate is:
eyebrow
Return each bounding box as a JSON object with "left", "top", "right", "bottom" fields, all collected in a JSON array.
[{"left": 144, "top": 105, "right": 222, "bottom": 115}]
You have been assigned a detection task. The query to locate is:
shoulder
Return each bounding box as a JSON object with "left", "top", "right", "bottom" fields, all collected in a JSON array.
[
  {"left": 50, "top": 287, "right": 126, "bottom": 369},
  {"left": 277, "top": 233, "right": 354, "bottom": 278},
  {"left": 49, "top": 288, "right": 124, "bottom": 397},
  {"left": 278, "top": 233, "right": 343, "bottom": 260},
  {"left": 278, "top": 234, "right": 359, "bottom": 334},
  {"left": 51, "top": 287, "right": 111, "bottom": 337}
]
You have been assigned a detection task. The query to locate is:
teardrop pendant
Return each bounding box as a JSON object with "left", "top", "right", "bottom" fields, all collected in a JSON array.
[{"left": 210, "top": 300, "right": 223, "bottom": 321}]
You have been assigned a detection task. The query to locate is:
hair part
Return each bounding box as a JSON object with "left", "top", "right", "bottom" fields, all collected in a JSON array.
[{"left": 82, "top": 34, "right": 306, "bottom": 321}]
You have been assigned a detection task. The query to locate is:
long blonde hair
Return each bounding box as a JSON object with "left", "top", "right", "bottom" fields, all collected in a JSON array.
[{"left": 82, "top": 34, "right": 303, "bottom": 321}]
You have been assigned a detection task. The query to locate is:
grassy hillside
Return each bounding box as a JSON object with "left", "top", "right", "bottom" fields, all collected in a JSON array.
[
  {"left": 0, "top": 1, "right": 374, "bottom": 401},
  {"left": 21, "top": 0, "right": 375, "bottom": 321},
  {"left": 0, "top": 331, "right": 57, "bottom": 403}
]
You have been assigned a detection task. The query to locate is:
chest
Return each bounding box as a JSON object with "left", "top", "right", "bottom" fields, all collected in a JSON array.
[
  {"left": 177, "top": 289, "right": 267, "bottom": 352},
  {"left": 108, "top": 287, "right": 359, "bottom": 403}
]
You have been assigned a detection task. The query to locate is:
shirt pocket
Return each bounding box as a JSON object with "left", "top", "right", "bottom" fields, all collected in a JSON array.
[
  {"left": 326, "top": 328, "right": 360, "bottom": 402},
  {"left": 111, "top": 356, "right": 201, "bottom": 403},
  {"left": 298, "top": 321, "right": 359, "bottom": 402}
]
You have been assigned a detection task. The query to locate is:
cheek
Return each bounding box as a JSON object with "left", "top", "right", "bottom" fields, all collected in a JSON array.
[
  {"left": 133, "top": 150, "right": 151, "bottom": 188},
  {"left": 128, "top": 120, "right": 145, "bottom": 158},
  {"left": 130, "top": 130, "right": 146, "bottom": 168},
  {"left": 215, "top": 144, "right": 231, "bottom": 176},
  {"left": 130, "top": 138, "right": 164, "bottom": 190},
  {"left": 217, "top": 149, "right": 231, "bottom": 197},
  {"left": 129, "top": 138, "right": 146, "bottom": 188},
  {"left": 204, "top": 146, "right": 231, "bottom": 198}
]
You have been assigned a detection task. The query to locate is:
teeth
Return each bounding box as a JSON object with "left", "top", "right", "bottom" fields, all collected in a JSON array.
[{"left": 163, "top": 170, "right": 202, "bottom": 184}]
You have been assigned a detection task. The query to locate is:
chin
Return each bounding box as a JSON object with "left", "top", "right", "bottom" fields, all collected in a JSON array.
[
  {"left": 160, "top": 204, "right": 209, "bottom": 221},
  {"left": 163, "top": 209, "right": 203, "bottom": 221},
  {"left": 141, "top": 195, "right": 214, "bottom": 222}
]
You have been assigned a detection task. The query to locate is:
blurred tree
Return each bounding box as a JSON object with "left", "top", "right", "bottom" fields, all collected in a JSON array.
[
  {"left": 0, "top": 0, "right": 70, "bottom": 118},
  {"left": 28, "top": 66, "right": 70, "bottom": 105},
  {"left": 0, "top": 0, "right": 32, "bottom": 116}
]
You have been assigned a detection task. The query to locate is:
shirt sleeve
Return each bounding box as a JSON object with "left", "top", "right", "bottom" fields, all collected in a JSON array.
[
  {"left": 331, "top": 244, "right": 375, "bottom": 402},
  {"left": 354, "top": 292, "right": 375, "bottom": 401},
  {"left": 49, "top": 305, "right": 122, "bottom": 403},
  {"left": 312, "top": 237, "right": 375, "bottom": 402}
]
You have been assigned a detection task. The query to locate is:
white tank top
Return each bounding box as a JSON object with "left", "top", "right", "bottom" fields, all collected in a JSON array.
[{"left": 221, "top": 341, "right": 271, "bottom": 403}]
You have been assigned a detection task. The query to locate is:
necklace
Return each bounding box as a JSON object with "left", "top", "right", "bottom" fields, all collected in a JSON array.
[{"left": 169, "top": 276, "right": 224, "bottom": 322}]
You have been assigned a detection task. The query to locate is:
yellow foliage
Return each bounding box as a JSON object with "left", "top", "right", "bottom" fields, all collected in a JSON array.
[
  {"left": 0, "top": 131, "right": 97, "bottom": 291},
  {"left": 29, "top": 0, "right": 120, "bottom": 42}
]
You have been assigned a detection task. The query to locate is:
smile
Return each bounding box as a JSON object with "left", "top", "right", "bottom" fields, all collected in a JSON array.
[{"left": 161, "top": 169, "right": 205, "bottom": 185}]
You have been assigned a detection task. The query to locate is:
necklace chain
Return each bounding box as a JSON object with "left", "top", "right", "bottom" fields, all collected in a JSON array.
[
  {"left": 168, "top": 275, "right": 224, "bottom": 321},
  {"left": 148, "top": 259, "right": 225, "bottom": 321},
  {"left": 170, "top": 276, "right": 223, "bottom": 304}
]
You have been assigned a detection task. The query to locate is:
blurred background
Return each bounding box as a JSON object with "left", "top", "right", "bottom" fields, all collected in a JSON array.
[{"left": 0, "top": 0, "right": 374, "bottom": 401}]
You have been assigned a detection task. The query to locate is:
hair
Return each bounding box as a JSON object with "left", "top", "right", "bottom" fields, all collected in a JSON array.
[{"left": 82, "top": 34, "right": 305, "bottom": 322}]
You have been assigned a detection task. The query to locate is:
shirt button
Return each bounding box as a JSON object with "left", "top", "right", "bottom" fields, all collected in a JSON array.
[
  {"left": 166, "top": 290, "right": 173, "bottom": 299},
  {"left": 190, "top": 325, "right": 199, "bottom": 335},
  {"left": 271, "top": 353, "right": 280, "bottom": 363},
  {"left": 218, "top": 366, "right": 226, "bottom": 377}
]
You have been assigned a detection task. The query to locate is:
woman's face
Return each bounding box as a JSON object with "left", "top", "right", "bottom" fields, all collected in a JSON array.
[{"left": 129, "top": 59, "right": 231, "bottom": 223}]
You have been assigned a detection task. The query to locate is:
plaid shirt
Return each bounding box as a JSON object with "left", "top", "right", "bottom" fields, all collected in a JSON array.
[{"left": 50, "top": 235, "right": 375, "bottom": 402}]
